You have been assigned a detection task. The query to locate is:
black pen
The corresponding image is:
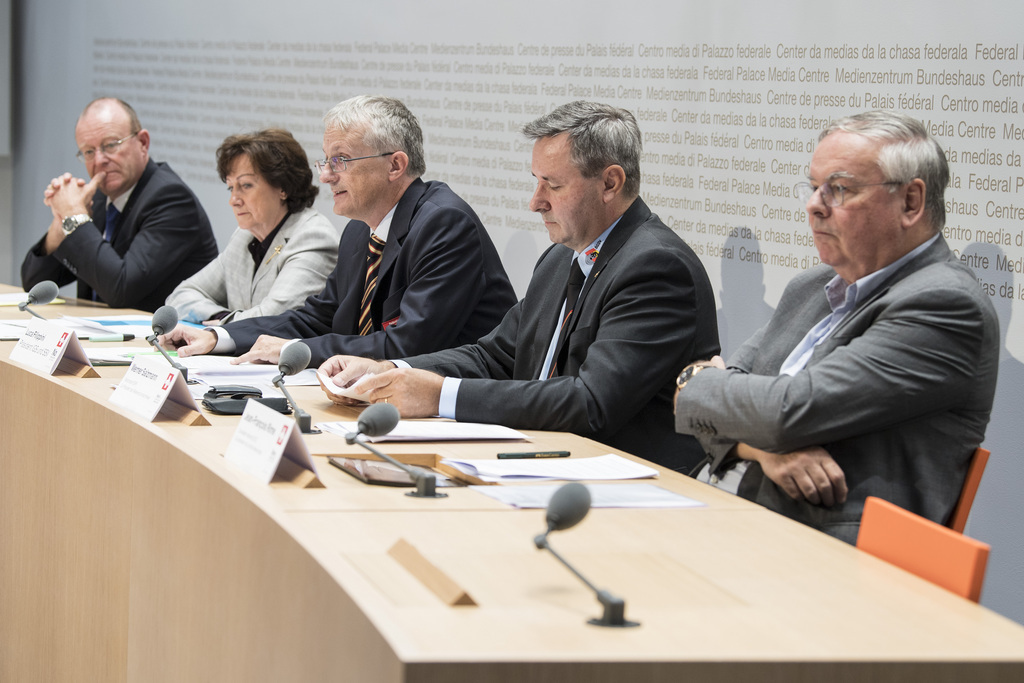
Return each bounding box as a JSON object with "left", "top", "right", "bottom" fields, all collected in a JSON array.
[{"left": 497, "top": 450, "right": 571, "bottom": 459}]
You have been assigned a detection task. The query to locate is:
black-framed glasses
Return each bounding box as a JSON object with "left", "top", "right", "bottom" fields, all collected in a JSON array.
[
  {"left": 795, "top": 180, "right": 903, "bottom": 207},
  {"left": 76, "top": 131, "right": 140, "bottom": 162},
  {"left": 314, "top": 152, "right": 396, "bottom": 174}
]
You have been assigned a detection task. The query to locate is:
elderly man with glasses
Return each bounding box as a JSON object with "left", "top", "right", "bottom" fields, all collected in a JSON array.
[
  {"left": 674, "top": 110, "right": 999, "bottom": 544},
  {"left": 160, "top": 95, "right": 515, "bottom": 366},
  {"left": 21, "top": 97, "right": 218, "bottom": 312}
]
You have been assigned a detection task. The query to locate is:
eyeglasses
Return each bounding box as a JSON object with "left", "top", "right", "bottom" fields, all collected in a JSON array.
[
  {"left": 795, "top": 180, "right": 903, "bottom": 207},
  {"left": 76, "top": 131, "right": 140, "bottom": 162},
  {"left": 314, "top": 152, "right": 396, "bottom": 174}
]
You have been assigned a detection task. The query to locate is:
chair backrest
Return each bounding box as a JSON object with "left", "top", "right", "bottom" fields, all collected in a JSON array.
[
  {"left": 857, "top": 496, "right": 990, "bottom": 602},
  {"left": 947, "top": 447, "right": 991, "bottom": 534}
]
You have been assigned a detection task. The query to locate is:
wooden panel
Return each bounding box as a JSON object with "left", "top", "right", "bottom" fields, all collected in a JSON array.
[
  {"left": 0, "top": 361, "right": 132, "bottom": 683},
  {"left": 125, "top": 431, "right": 400, "bottom": 682}
]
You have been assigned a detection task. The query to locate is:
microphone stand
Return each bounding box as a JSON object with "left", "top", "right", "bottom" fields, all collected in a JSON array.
[
  {"left": 534, "top": 531, "right": 639, "bottom": 628},
  {"left": 17, "top": 301, "right": 47, "bottom": 320},
  {"left": 344, "top": 432, "right": 446, "bottom": 498},
  {"left": 272, "top": 372, "right": 318, "bottom": 434},
  {"left": 145, "top": 331, "right": 192, "bottom": 383}
]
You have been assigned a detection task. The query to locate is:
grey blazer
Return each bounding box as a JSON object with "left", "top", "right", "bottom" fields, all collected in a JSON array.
[
  {"left": 675, "top": 235, "right": 999, "bottom": 543},
  {"left": 166, "top": 207, "right": 339, "bottom": 324}
]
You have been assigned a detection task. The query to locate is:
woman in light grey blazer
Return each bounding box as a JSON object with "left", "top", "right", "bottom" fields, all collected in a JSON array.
[{"left": 167, "top": 128, "right": 339, "bottom": 324}]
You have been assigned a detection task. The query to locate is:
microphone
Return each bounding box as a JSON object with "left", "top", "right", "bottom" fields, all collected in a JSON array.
[
  {"left": 272, "top": 342, "right": 318, "bottom": 434},
  {"left": 18, "top": 280, "right": 59, "bottom": 319},
  {"left": 534, "top": 483, "right": 639, "bottom": 628},
  {"left": 357, "top": 400, "right": 401, "bottom": 437},
  {"left": 145, "top": 305, "right": 192, "bottom": 382},
  {"left": 344, "top": 402, "right": 447, "bottom": 498}
]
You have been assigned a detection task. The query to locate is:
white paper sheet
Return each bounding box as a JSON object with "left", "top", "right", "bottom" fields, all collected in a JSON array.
[
  {"left": 316, "top": 369, "right": 373, "bottom": 402},
  {"left": 471, "top": 483, "right": 704, "bottom": 509},
  {"left": 68, "top": 314, "right": 163, "bottom": 339},
  {"left": 441, "top": 454, "right": 658, "bottom": 482},
  {"left": 318, "top": 420, "right": 527, "bottom": 442},
  {"left": 176, "top": 355, "right": 318, "bottom": 386},
  {"left": 0, "top": 292, "right": 64, "bottom": 307},
  {"left": 85, "top": 346, "right": 171, "bottom": 365}
]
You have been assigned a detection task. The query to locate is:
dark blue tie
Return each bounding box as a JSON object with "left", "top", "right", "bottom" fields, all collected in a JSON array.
[{"left": 104, "top": 203, "right": 120, "bottom": 242}]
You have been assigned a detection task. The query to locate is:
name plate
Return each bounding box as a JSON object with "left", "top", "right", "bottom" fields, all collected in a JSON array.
[
  {"left": 8, "top": 316, "right": 99, "bottom": 378},
  {"left": 109, "top": 355, "right": 209, "bottom": 425},
  {"left": 225, "top": 399, "right": 320, "bottom": 486}
]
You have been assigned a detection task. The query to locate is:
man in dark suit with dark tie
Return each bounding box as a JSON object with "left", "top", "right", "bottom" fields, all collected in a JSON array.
[
  {"left": 320, "top": 101, "right": 720, "bottom": 472},
  {"left": 160, "top": 95, "right": 516, "bottom": 366},
  {"left": 21, "top": 98, "right": 217, "bottom": 312}
]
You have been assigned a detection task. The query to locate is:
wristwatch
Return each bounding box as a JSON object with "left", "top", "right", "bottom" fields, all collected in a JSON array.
[
  {"left": 61, "top": 213, "right": 92, "bottom": 236},
  {"left": 676, "top": 363, "right": 708, "bottom": 391}
]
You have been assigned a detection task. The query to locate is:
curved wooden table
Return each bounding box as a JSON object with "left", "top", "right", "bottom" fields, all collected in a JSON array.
[{"left": 3, "top": 294, "right": 1024, "bottom": 682}]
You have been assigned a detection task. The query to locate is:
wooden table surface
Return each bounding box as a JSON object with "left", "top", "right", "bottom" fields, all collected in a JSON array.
[{"left": 3, "top": 290, "right": 1024, "bottom": 682}]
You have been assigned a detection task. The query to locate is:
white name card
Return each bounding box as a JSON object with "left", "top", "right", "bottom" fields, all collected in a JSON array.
[
  {"left": 109, "top": 355, "right": 209, "bottom": 425},
  {"left": 225, "top": 399, "right": 320, "bottom": 486},
  {"left": 8, "top": 316, "right": 99, "bottom": 378}
]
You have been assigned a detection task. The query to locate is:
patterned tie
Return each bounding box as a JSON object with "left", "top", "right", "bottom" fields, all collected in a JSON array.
[
  {"left": 358, "top": 234, "right": 386, "bottom": 335},
  {"left": 549, "top": 260, "right": 586, "bottom": 377},
  {"left": 104, "top": 203, "right": 120, "bottom": 242}
]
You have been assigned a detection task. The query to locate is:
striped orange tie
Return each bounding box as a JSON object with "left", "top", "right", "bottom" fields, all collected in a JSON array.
[{"left": 358, "top": 234, "right": 386, "bottom": 335}]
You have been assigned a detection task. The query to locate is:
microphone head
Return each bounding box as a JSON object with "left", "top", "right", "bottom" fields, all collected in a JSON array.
[
  {"left": 546, "top": 482, "right": 591, "bottom": 532},
  {"left": 278, "top": 342, "right": 311, "bottom": 376},
  {"left": 151, "top": 305, "right": 179, "bottom": 336},
  {"left": 26, "top": 280, "right": 60, "bottom": 306},
  {"left": 357, "top": 402, "right": 401, "bottom": 438}
]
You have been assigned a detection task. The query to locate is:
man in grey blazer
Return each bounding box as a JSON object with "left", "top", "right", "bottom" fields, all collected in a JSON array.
[
  {"left": 674, "top": 111, "right": 999, "bottom": 543},
  {"left": 319, "top": 101, "right": 720, "bottom": 472}
]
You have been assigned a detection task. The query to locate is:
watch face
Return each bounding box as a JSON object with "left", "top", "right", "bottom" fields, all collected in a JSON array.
[
  {"left": 677, "top": 365, "right": 704, "bottom": 388},
  {"left": 62, "top": 214, "right": 88, "bottom": 234}
]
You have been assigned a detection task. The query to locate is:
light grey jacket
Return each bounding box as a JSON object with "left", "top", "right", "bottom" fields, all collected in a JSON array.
[{"left": 166, "top": 207, "right": 339, "bottom": 324}]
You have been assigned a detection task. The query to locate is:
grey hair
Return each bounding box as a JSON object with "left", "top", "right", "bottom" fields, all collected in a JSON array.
[
  {"left": 522, "top": 101, "right": 642, "bottom": 197},
  {"left": 822, "top": 110, "right": 949, "bottom": 230},
  {"left": 323, "top": 95, "right": 425, "bottom": 178}
]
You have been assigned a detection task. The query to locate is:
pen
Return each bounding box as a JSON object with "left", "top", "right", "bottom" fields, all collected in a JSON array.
[
  {"left": 497, "top": 451, "right": 571, "bottom": 459},
  {"left": 82, "top": 333, "right": 135, "bottom": 342}
]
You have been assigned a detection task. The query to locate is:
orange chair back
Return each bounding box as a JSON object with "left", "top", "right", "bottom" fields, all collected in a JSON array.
[
  {"left": 947, "top": 447, "right": 990, "bottom": 533},
  {"left": 857, "top": 496, "right": 990, "bottom": 602}
]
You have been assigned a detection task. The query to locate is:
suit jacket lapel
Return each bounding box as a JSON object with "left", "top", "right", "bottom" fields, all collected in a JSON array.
[
  {"left": 251, "top": 237, "right": 284, "bottom": 289},
  {"left": 376, "top": 179, "right": 425, "bottom": 292},
  {"left": 252, "top": 216, "right": 294, "bottom": 289},
  {"left": 550, "top": 197, "right": 651, "bottom": 371}
]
